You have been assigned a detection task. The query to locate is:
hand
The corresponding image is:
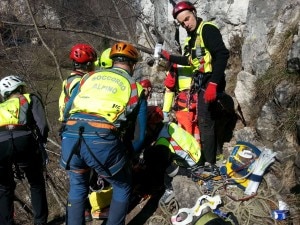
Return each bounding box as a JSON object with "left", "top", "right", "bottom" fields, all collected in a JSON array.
[
  {"left": 160, "top": 50, "right": 170, "bottom": 61},
  {"left": 204, "top": 82, "right": 217, "bottom": 103},
  {"left": 163, "top": 111, "right": 170, "bottom": 123}
]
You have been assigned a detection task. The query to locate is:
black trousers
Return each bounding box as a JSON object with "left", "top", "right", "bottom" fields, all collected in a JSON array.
[
  {"left": 198, "top": 89, "right": 219, "bottom": 164},
  {"left": 0, "top": 133, "right": 48, "bottom": 225}
]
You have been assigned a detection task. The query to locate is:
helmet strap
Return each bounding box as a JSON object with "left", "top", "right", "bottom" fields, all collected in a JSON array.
[
  {"left": 3, "top": 92, "right": 11, "bottom": 100},
  {"left": 73, "top": 61, "right": 94, "bottom": 72},
  {"left": 86, "top": 62, "right": 95, "bottom": 71}
]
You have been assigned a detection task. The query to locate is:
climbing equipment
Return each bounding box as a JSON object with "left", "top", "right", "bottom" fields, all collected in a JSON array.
[
  {"left": 220, "top": 141, "right": 261, "bottom": 190},
  {"left": 171, "top": 194, "right": 222, "bottom": 225}
]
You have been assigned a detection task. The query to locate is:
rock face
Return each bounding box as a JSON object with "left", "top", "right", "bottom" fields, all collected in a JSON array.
[
  {"left": 137, "top": 1, "right": 300, "bottom": 224},
  {"left": 0, "top": 0, "right": 299, "bottom": 224},
  {"left": 140, "top": 1, "right": 300, "bottom": 148}
]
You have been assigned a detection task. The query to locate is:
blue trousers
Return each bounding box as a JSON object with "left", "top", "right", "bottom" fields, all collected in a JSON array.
[{"left": 61, "top": 125, "right": 132, "bottom": 225}]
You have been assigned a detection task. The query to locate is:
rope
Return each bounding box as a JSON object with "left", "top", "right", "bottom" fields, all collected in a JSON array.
[
  {"left": 144, "top": 159, "right": 287, "bottom": 225},
  {"left": 188, "top": 162, "right": 284, "bottom": 225},
  {"left": 218, "top": 166, "right": 284, "bottom": 225},
  {"left": 147, "top": 199, "right": 179, "bottom": 225},
  {"left": 158, "top": 198, "right": 179, "bottom": 217},
  {"left": 146, "top": 214, "right": 172, "bottom": 225}
]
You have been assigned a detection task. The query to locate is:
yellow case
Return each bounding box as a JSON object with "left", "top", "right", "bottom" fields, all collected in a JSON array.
[{"left": 89, "top": 186, "right": 113, "bottom": 213}]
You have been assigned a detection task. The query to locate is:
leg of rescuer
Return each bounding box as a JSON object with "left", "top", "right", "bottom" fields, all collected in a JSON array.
[
  {"left": 66, "top": 170, "right": 90, "bottom": 225},
  {"left": 175, "top": 110, "right": 200, "bottom": 143}
]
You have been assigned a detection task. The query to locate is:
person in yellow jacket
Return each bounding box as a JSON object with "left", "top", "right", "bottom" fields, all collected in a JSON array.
[
  {"left": 160, "top": 1, "right": 230, "bottom": 171},
  {"left": 0, "top": 75, "right": 49, "bottom": 225},
  {"left": 58, "top": 43, "right": 97, "bottom": 123},
  {"left": 144, "top": 105, "right": 201, "bottom": 204},
  {"left": 88, "top": 47, "right": 114, "bottom": 220},
  {"left": 94, "top": 47, "right": 113, "bottom": 69},
  {"left": 163, "top": 63, "right": 200, "bottom": 142},
  {"left": 88, "top": 47, "right": 148, "bottom": 221},
  {"left": 58, "top": 43, "right": 97, "bottom": 222},
  {"left": 60, "top": 42, "right": 146, "bottom": 225}
]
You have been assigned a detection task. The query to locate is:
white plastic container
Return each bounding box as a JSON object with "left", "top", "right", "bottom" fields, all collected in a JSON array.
[{"left": 154, "top": 43, "right": 162, "bottom": 60}]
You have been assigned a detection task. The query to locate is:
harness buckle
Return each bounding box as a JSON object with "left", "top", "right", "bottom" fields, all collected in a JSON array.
[{"left": 6, "top": 125, "right": 16, "bottom": 130}]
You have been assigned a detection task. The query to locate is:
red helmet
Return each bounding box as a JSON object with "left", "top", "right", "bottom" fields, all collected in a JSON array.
[
  {"left": 172, "top": 1, "right": 196, "bottom": 19},
  {"left": 147, "top": 106, "right": 163, "bottom": 125},
  {"left": 140, "top": 79, "right": 152, "bottom": 88},
  {"left": 69, "top": 43, "right": 97, "bottom": 63}
]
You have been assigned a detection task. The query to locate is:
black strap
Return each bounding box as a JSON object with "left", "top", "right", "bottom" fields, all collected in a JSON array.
[
  {"left": 80, "top": 127, "right": 112, "bottom": 177},
  {"left": 65, "top": 126, "right": 112, "bottom": 177},
  {"left": 64, "top": 126, "right": 83, "bottom": 170}
]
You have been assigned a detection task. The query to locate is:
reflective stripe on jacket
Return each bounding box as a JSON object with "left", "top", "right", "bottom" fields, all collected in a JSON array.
[
  {"left": 163, "top": 64, "right": 194, "bottom": 112},
  {"left": 155, "top": 122, "right": 201, "bottom": 167},
  {"left": 69, "top": 68, "right": 141, "bottom": 125},
  {"left": 58, "top": 71, "right": 85, "bottom": 121},
  {"left": 176, "top": 65, "right": 194, "bottom": 91},
  {"left": 0, "top": 94, "right": 30, "bottom": 126},
  {"left": 184, "top": 21, "right": 217, "bottom": 73}
]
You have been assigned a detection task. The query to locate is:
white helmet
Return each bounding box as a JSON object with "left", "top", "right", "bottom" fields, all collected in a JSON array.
[{"left": 0, "top": 75, "right": 26, "bottom": 98}]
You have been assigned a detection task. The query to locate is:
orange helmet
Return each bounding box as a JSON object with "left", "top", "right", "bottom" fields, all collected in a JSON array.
[
  {"left": 110, "top": 42, "right": 139, "bottom": 62},
  {"left": 140, "top": 79, "right": 152, "bottom": 88},
  {"left": 172, "top": 1, "right": 196, "bottom": 19},
  {"left": 147, "top": 106, "right": 163, "bottom": 125},
  {"left": 70, "top": 43, "right": 97, "bottom": 63}
]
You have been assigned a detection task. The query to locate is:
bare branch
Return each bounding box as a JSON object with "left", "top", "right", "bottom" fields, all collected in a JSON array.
[
  {"left": 24, "top": 0, "right": 64, "bottom": 82},
  {"left": 112, "top": 0, "right": 135, "bottom": 43},
  {"left": 1, "top": 20, "right": 154, "bottom": 55},
  {"left": 138, "top": 19, "right": 156, "bottom": 48}
]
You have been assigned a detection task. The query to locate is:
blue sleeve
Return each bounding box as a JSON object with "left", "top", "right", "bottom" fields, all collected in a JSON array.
[{"left": 132, "top": 98, "right": 147, "bottom": 152}]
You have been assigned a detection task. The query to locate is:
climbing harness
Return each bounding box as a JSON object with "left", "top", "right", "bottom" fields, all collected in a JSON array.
[
  {"left": 64, "top": 126, "right": 112, "bottom": 177},
  {"left": 170, "top": 195, "right": 222, "bottom": 225},
  {"left": 89, "top": 175, "right": 105, "bottom": 193}
]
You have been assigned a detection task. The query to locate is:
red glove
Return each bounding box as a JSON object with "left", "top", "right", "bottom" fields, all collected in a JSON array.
[
  {"left": 204, "top": 82, "right": 217, "bottom": 103},
  {"left": 164, "top": 72, "right": 176, "bottom": 89},
  {"left": 161, "top": 50, "right": 170, "bottom": 61}
]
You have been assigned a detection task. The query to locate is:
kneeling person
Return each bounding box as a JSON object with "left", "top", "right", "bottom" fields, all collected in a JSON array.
[{"left": 144, "top": 106, "right": 201, "bottom": 204}]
